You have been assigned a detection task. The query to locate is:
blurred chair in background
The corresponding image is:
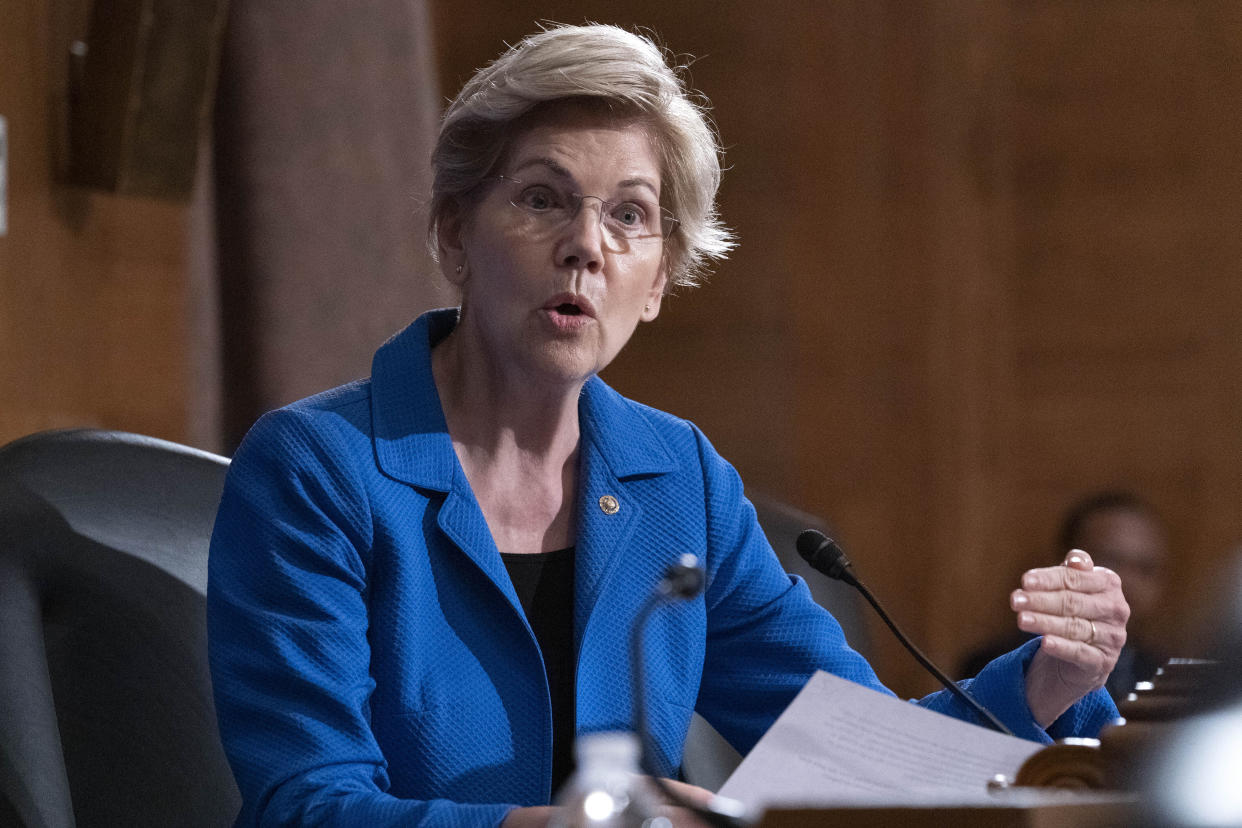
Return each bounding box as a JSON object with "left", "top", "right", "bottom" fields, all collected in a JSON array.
[
  {"left": 680, "top": 491, "right": 870, "bottom": 791},
  {"left": 0, "top": 430, "right": 239, "bottom": 828},
  {"left": 749, "top": 492, "right": 871, "bottom": 655}
]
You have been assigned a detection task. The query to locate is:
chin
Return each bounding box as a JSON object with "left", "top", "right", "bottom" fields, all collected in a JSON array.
[{"left": 528, "top": 342, "right": 604, "bottom": 385}]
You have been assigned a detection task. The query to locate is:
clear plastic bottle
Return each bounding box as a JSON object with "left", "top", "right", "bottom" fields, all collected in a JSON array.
[{"left": 549, "top": 731, "right": 668, "bottom": 827}]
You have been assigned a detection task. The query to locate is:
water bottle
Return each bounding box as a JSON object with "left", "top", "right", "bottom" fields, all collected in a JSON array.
[{"left": 550, "top": 731, "right": 668, "bottom": 827}]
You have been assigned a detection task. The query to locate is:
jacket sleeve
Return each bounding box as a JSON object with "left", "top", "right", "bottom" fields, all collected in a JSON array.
[
  {"left": 921, "top": 638, "right": 1119, "bottom": 743},
  {"left": 207, "top": 408, "right": 516, "bottom": 828},
  {"left": 687, "top": 424, "right": 1117, "bottom": 754}
]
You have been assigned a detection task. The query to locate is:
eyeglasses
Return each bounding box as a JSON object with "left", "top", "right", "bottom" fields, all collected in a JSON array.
[{"left": 490, "top": 175, "right": 679, "bottom": 244}]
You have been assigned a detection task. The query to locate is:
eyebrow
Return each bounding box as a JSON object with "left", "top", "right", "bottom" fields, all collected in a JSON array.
[{"left": 510, "top": 157, "right": 660, "bottom": 198}]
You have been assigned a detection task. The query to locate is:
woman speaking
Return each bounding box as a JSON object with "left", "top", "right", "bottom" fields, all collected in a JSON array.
[{"left": 207, "top": 23, "right": 1130, "bottom": 827}]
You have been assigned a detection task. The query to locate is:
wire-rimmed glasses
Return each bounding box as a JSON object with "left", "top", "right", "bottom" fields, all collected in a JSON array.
[{"left": 491, "top": 175, "right": 679, "bottom": 245}]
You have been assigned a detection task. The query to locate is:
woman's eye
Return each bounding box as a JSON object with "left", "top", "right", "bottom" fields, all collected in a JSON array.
[
  {"left": 519, "top": 186, "right": 559, "bottom": 211},
  {"left": 612, "top": 203, "right": 646, "bottom": 227}
]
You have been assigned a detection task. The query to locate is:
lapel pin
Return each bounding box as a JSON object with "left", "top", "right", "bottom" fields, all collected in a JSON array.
[{"left": 599, "top": 494, "right": 620, "bottom": 515}]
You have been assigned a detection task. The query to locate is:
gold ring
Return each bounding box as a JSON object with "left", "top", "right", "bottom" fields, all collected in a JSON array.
[{"left": 1088, "top": 620, "right": 1097, "bottom": 645}]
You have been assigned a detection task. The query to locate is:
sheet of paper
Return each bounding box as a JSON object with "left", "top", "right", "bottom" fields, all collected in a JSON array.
[{"left": 718, "top": 670, "right": 1046, "bottom": 811}]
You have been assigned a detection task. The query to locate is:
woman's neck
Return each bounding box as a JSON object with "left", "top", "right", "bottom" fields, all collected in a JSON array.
[
  {"left": 431, "top": 326, "right": 582, "bottom": 555},
  {"left": 431, "top": 325, "right": 582, "bottom": 471}
]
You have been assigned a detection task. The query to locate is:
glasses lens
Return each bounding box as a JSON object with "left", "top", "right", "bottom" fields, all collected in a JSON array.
[
  {"left": 499, "top": 177, "right": 677, "bottom": 242},
  {"left": 599, "top": 197, "right": 667, "bottom": 242}
]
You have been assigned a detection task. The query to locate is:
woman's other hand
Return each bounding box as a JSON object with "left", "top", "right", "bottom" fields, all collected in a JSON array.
[
  {"left": 502, "top": 806, "right": 557, "bottom": 827},
  {"left": 500, "top": 778, "right": 718, "bottom": 827},
  {"left": 1012, "top": 549, "right": 1130, "bottom": 727},
  {"left": 658, "top": 778, "right": 718, "bottom": 826}
]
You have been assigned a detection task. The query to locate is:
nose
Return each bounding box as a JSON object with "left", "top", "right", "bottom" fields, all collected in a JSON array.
[{"left": 555, "top": 197, "right": 605, "bottom": 272}]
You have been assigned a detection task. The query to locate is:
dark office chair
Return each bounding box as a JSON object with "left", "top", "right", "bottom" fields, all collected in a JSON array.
[
  {"left": 750, "top": 491, "right": 870, "bottom": 655},
  {"left": 0, "top": 429, "right": 240, "bottom": 827},
  {"left": 681, "top": 491, "right": 870, "bottom": 791}
]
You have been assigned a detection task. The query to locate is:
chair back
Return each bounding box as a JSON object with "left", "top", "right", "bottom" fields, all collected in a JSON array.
[
  {"left": 749, "top": 491, "right": 870, "bottom": 654},
  {"left": 681, "top": 492, "right": 870, "bottom": 792},
  {"left": 0, "top": 429, "right": 239, "bottom": 827}
]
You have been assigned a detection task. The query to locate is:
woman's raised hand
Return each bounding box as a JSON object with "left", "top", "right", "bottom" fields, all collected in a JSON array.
[{"left": 1012, "top": 549, "right": 1130, "bottom": 727}]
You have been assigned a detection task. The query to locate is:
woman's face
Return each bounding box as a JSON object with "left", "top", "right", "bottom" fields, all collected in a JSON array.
[{"left": 442, "top": 115, "right": 668, "bottom": 387}]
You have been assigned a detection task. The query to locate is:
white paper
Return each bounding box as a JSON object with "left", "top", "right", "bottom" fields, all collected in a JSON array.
[{"left": 718, "top": 670, "right": 1046, "bottom": 810}]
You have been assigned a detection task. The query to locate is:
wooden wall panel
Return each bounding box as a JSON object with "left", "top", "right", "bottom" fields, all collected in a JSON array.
[
  {"left": 1008, "top": 0, "right": 1242, "bottom": 651},
  {"left": 0, "top": 1, "right": 192, "bottom": 448},
  {"left": 788, "top": 2, "right": 1023, "bottom": 694}
]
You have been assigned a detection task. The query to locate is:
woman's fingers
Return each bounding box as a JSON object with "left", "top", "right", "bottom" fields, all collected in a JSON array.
[
  {"left": 1020, "top": 558, "right": 1122, "bottom": 595},
  {"left": 1034, "top": 631, "right": 1113, "bottom": 666},
  {"left": 1015, "top": 608, "right": 1124, "bottom": 649},
  {"left": 1010, "top": 584, "right": 1128, "bottom": 626},
  {"left": 1015, "top": 546, "right": 1130, "bottom": 681},
  {"left": 658, "top": 778, "right": 716, "bottom": 809},
  {"left": 1013, "top": 549, "right": 1131, "bottom": 634}
]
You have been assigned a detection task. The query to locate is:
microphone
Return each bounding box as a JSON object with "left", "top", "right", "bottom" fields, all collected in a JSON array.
[
  {"left": 796, "top": 529, "right": 1015, "bottom": 737},
  {"left": 796, "top": 530, "right": 859, "bottom": 589},
  {"left": 657, "top": 554, "right": 707, "bottom": 599},
  {"left": 631, "top": 554, "right": 750, "bottom": 827}
]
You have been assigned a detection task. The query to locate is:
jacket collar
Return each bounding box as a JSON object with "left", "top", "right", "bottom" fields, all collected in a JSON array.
[{"left": 370, "top": 309, "right": 678, "bottom": 490}]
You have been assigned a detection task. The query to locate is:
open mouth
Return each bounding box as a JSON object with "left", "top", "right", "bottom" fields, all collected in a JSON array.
[{"left": 544, "top": 294, "right": 595, "bottom": 319}]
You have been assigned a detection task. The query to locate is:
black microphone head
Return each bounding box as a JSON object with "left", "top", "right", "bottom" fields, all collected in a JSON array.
[
  {"left": 796, "top": 529, "right": 858, "bottom": 587},
  {"left": 660, "top": 553, "right": 706, "bottom": 599},
  {"left": 796, "top": 529, "right": 832, "bottom": 562}
]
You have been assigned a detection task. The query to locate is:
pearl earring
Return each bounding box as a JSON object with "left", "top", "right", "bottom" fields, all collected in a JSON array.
[{"left": 455, "top": 265, "right": 463, "bottom": 275}]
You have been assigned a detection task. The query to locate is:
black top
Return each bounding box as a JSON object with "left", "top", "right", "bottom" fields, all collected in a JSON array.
[{"left": 500, "top": 547, "right": 576, "bottom": 795}]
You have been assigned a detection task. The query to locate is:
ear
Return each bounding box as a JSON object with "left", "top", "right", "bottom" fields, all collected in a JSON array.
[
  {"left": 437, "top": 207, "right": 469, "bottom": 286},
  {"left": 640, "top": 264, "right": 669, "bottom": 322}
]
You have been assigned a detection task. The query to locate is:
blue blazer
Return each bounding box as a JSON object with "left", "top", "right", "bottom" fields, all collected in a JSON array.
[{"left": 207, "top": 309, "right": 1117, "bottom": 827}]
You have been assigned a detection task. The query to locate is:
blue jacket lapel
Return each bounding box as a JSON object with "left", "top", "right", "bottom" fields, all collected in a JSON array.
[
  {"left": 574, "top": 377, "right": 679, "bottom": 633},
  {"left": 368, "top": 309, "right": 521, "bottom": 613}
]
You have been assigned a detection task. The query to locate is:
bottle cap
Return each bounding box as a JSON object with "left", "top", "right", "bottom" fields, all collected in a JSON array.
[{"left": 574, "top": 730, "right": 641, "bottom": 769}]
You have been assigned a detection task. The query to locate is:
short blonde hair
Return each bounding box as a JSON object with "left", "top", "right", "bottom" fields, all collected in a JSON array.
[{"left": 429, "top": 23, "right": 734, "bottom": 289}]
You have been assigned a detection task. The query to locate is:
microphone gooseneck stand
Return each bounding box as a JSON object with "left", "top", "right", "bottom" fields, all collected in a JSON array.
[
  {"left": 796, "top": 529, "right": 1016, "bottom": 737},
  {"left": 630, "top": 554, "right": 751, "bottom": 828}
]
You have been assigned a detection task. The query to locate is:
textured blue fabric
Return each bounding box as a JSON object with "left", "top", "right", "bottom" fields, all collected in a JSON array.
[{"left": 208, "top": 309, "right": 1118, "bottom": 827}]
